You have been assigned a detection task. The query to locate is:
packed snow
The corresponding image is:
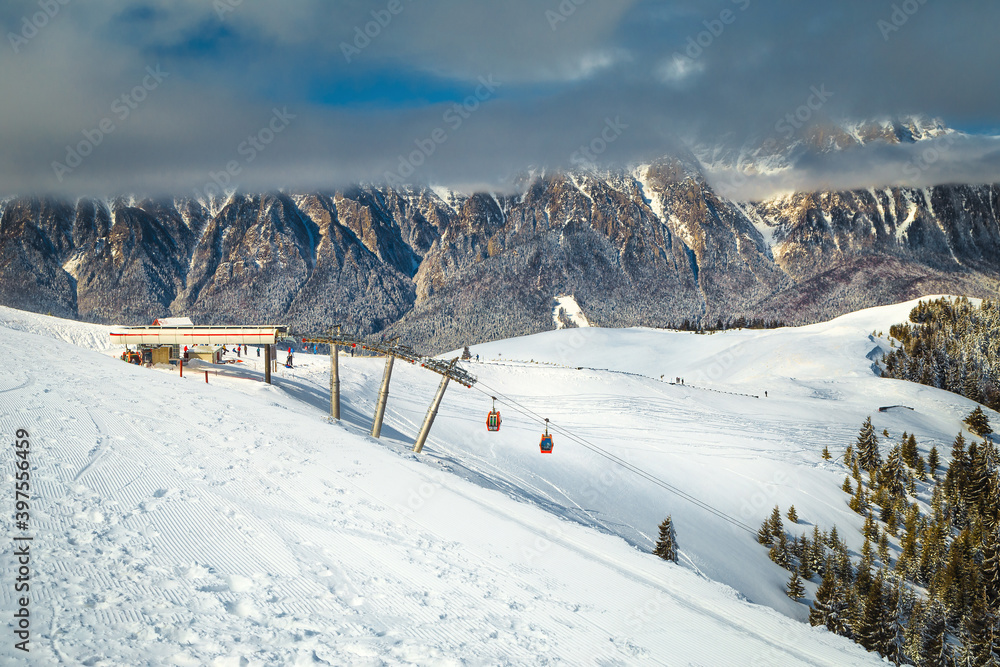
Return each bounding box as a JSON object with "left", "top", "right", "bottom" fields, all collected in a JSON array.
[
  {"left": 551, "top": 295, "right": 591, "bottom": 330},
  {"left": 3, "top": 297, "right": 992, "bottom": 664}
]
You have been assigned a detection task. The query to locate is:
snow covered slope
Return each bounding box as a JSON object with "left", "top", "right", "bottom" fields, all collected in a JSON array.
[
  {"left": 2, "top": 300, "right": 980, "bottom": 664},
  {"left": 551, "top": 295, "right": 591, "bottom": 329}
]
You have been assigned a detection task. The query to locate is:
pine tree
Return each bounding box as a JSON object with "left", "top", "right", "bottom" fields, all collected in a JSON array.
[
  {"left": 983, "top": 531, "right": 1000, "bottom": 612},
  {"left": 928, "top": 446, "right": 940, "bottom": 478},
  {"left": 864, "top": 513, "right": 879, "bottom": 541},
  {"left": 882, "top": 579, "right": 907, "bottom": 665},
  {"left": 842, "top": 476, "right": 853, "bottom": 493},
  {"left": 946, "top": 434, "right": 969, "bottom": 516},
  {"left": 787, "top": 505, "right": 798, "bottom": 523},
  {"left": 809, "top": 569, "right": 846, "bottom": 633},
  {"left": 855, "top": 575, "right": 894, "bottom": 657},
  {"left": 822, "top": 445, "right": 832, "bottom": 460},
  {"left": 835, "top": 543, "right": 855, "bottom": 587},
  {"left": 965, "top": 406, "right": 994, "bottom": 437},
  {"left": 757, "top": 518, "right": 773, "bottom": 546},
  {"left": 878, "top": 531, "right": 890, "bottom": 565},
  {"left": 770, "top": 531, "right": 790, "bottom": 569},
  {"left": 898, "top": 508, "right": 920, "bottom": 581},
  {"left": 849, "top": 481, "right": 867, "bottom": 514},
  {"left": 903, "top": 598, "right": 925, "bottom": 665},
  {"left": 652, "top": 516, "right": 678, "bottom": 563},
  {"left": 966, "top": 441, "right": 993, "bottom": 514},
  {"left": 857, "top": 416, "right": 882, "bottom": 473},
  {"left": 885, "top": 503, "right": 898, "bottom": 536},
  {"left": 768, "top": 505, "right": 783, "bottom": 537},
  {"left": 799, "top": 546, "right": 814, "bottom": 580},
  {"left": 810, "top": 525, "right": 826, "bottom": 575},
  {"left": 880, "top": 445, "right": 908, "bottom": 499},
  {"left": 920, "top": 601, "right": 949, "bottom": 667},
  {"left": 959, "top": 599, "right": 999, "bottom": 666},
  {"left": 901, "top": 431, "right": 916, "bottom": 466},
  {"left": 786, "top": 570, "right": 806, "bottom": 600}
]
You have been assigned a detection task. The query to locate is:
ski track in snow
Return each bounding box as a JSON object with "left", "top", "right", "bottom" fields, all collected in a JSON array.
[{"left": 0, "top": 303, "right": 979, "bottom": 664}]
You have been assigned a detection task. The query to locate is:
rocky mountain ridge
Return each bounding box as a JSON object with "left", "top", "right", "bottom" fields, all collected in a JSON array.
[{"left": 1, "top": 149, "right": 998, "bottom": 352}]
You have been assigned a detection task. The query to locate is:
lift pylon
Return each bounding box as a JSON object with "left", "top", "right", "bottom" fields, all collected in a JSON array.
[
  {"left": 413, "top": 361, "right": 455, "bottom": 453},
  {"left": 371, "top": 354, "right": 395, "bottom": 438},
  {"left": 328, "top": 326, "right": 341, "bottom": 420},
  {"left": 301, "top": 330, "right": 477, "bottom": 451}
]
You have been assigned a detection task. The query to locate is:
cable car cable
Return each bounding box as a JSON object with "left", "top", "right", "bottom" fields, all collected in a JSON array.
[{"left": 469, "top": 380, "right": 757, "bottom": 535}]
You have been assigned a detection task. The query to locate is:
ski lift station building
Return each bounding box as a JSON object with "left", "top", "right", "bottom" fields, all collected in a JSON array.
[{"left": 110, "top": 319, "right": 290, "bottom": 382}]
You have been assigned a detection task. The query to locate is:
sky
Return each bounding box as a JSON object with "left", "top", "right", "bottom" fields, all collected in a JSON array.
[{"left": 1, "top": 0, "right": 998, "bottom": 199}]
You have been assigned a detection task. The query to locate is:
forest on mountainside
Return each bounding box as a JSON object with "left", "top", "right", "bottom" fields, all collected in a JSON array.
[
  {"left": 763, "top": 413, "right": 999, "bottom": 664},
  {"left": 881, "top": 297, "right": 1000, "bottom": 411}
]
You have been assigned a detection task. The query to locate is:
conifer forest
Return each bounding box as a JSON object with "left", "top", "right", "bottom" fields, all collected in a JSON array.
[
  {"left": 759, "top": 408, "right": 1000, "bottom": 664},
  {"left": 881, "top": 297, "right": 1000, "bottom": 411}
]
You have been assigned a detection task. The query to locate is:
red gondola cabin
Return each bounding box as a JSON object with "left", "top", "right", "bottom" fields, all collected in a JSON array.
[
  {"left": 539, "top": 418, "right": 554, "bottom": 454},
  {"left": 487, "top": 410, "right": 501, "bottom": 431}
]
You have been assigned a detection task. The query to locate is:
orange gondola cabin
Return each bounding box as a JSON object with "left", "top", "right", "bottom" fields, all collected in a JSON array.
[
  {"left": 486, "top": 397, "right": 502, "bottom": 432},
  {"left": 487, "top": 410, "right": 501, "bottom": 431},
  {"left": 539, "top": 419, "right": 554, "bottom": 454}
]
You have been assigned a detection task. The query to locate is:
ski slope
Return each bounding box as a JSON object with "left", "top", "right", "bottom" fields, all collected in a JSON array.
[{"left": 2, "top": 299, "right": 988, "bottom": 664}]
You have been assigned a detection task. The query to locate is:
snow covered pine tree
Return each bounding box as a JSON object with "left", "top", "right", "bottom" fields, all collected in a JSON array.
[{"left": 653, "top": 516, "right": 678, "bottom": 563}]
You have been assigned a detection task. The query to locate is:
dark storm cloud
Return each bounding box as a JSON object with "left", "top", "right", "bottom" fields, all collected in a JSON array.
[{"left": 0, "top": 0, "right": 997, "bottom": 198}]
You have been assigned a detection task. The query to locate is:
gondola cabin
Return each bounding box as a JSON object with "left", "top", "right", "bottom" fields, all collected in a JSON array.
[
  {"left": 487, "top": 410, "right": 501, "bottom": 431},
  {"left": 486, "top": 397, "right": 502, "bottom": 432},
  {"left": 539, "top": 418, "right": 554, "bottom": 453}
]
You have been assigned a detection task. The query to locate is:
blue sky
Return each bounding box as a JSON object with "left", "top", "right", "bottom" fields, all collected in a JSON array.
[{"left": 1, "top": 0, "right": 998, "bottom": 196}]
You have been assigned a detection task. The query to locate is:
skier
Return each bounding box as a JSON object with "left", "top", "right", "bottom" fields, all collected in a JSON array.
[
  {"left": 285, "top": 346, "right": 294, "bottom": 368},
  {"left": 257, "top": 347, "right": 261, "bottom": 357},
  {"left": 765, "top": 391, "right": 768, "bottom": 398}
]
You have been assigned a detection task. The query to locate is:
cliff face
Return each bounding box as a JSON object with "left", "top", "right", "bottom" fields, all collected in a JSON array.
[{"left": 1, "top": 159, "right": 998, "bottom": 352}]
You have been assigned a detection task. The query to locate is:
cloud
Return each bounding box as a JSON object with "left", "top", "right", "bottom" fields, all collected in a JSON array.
[
  {"left": 0, "top": 0, "right": 997, "bottom": 197},
  {"left": 705, "top": 134, "right": 1000, "bottom": 201}
]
